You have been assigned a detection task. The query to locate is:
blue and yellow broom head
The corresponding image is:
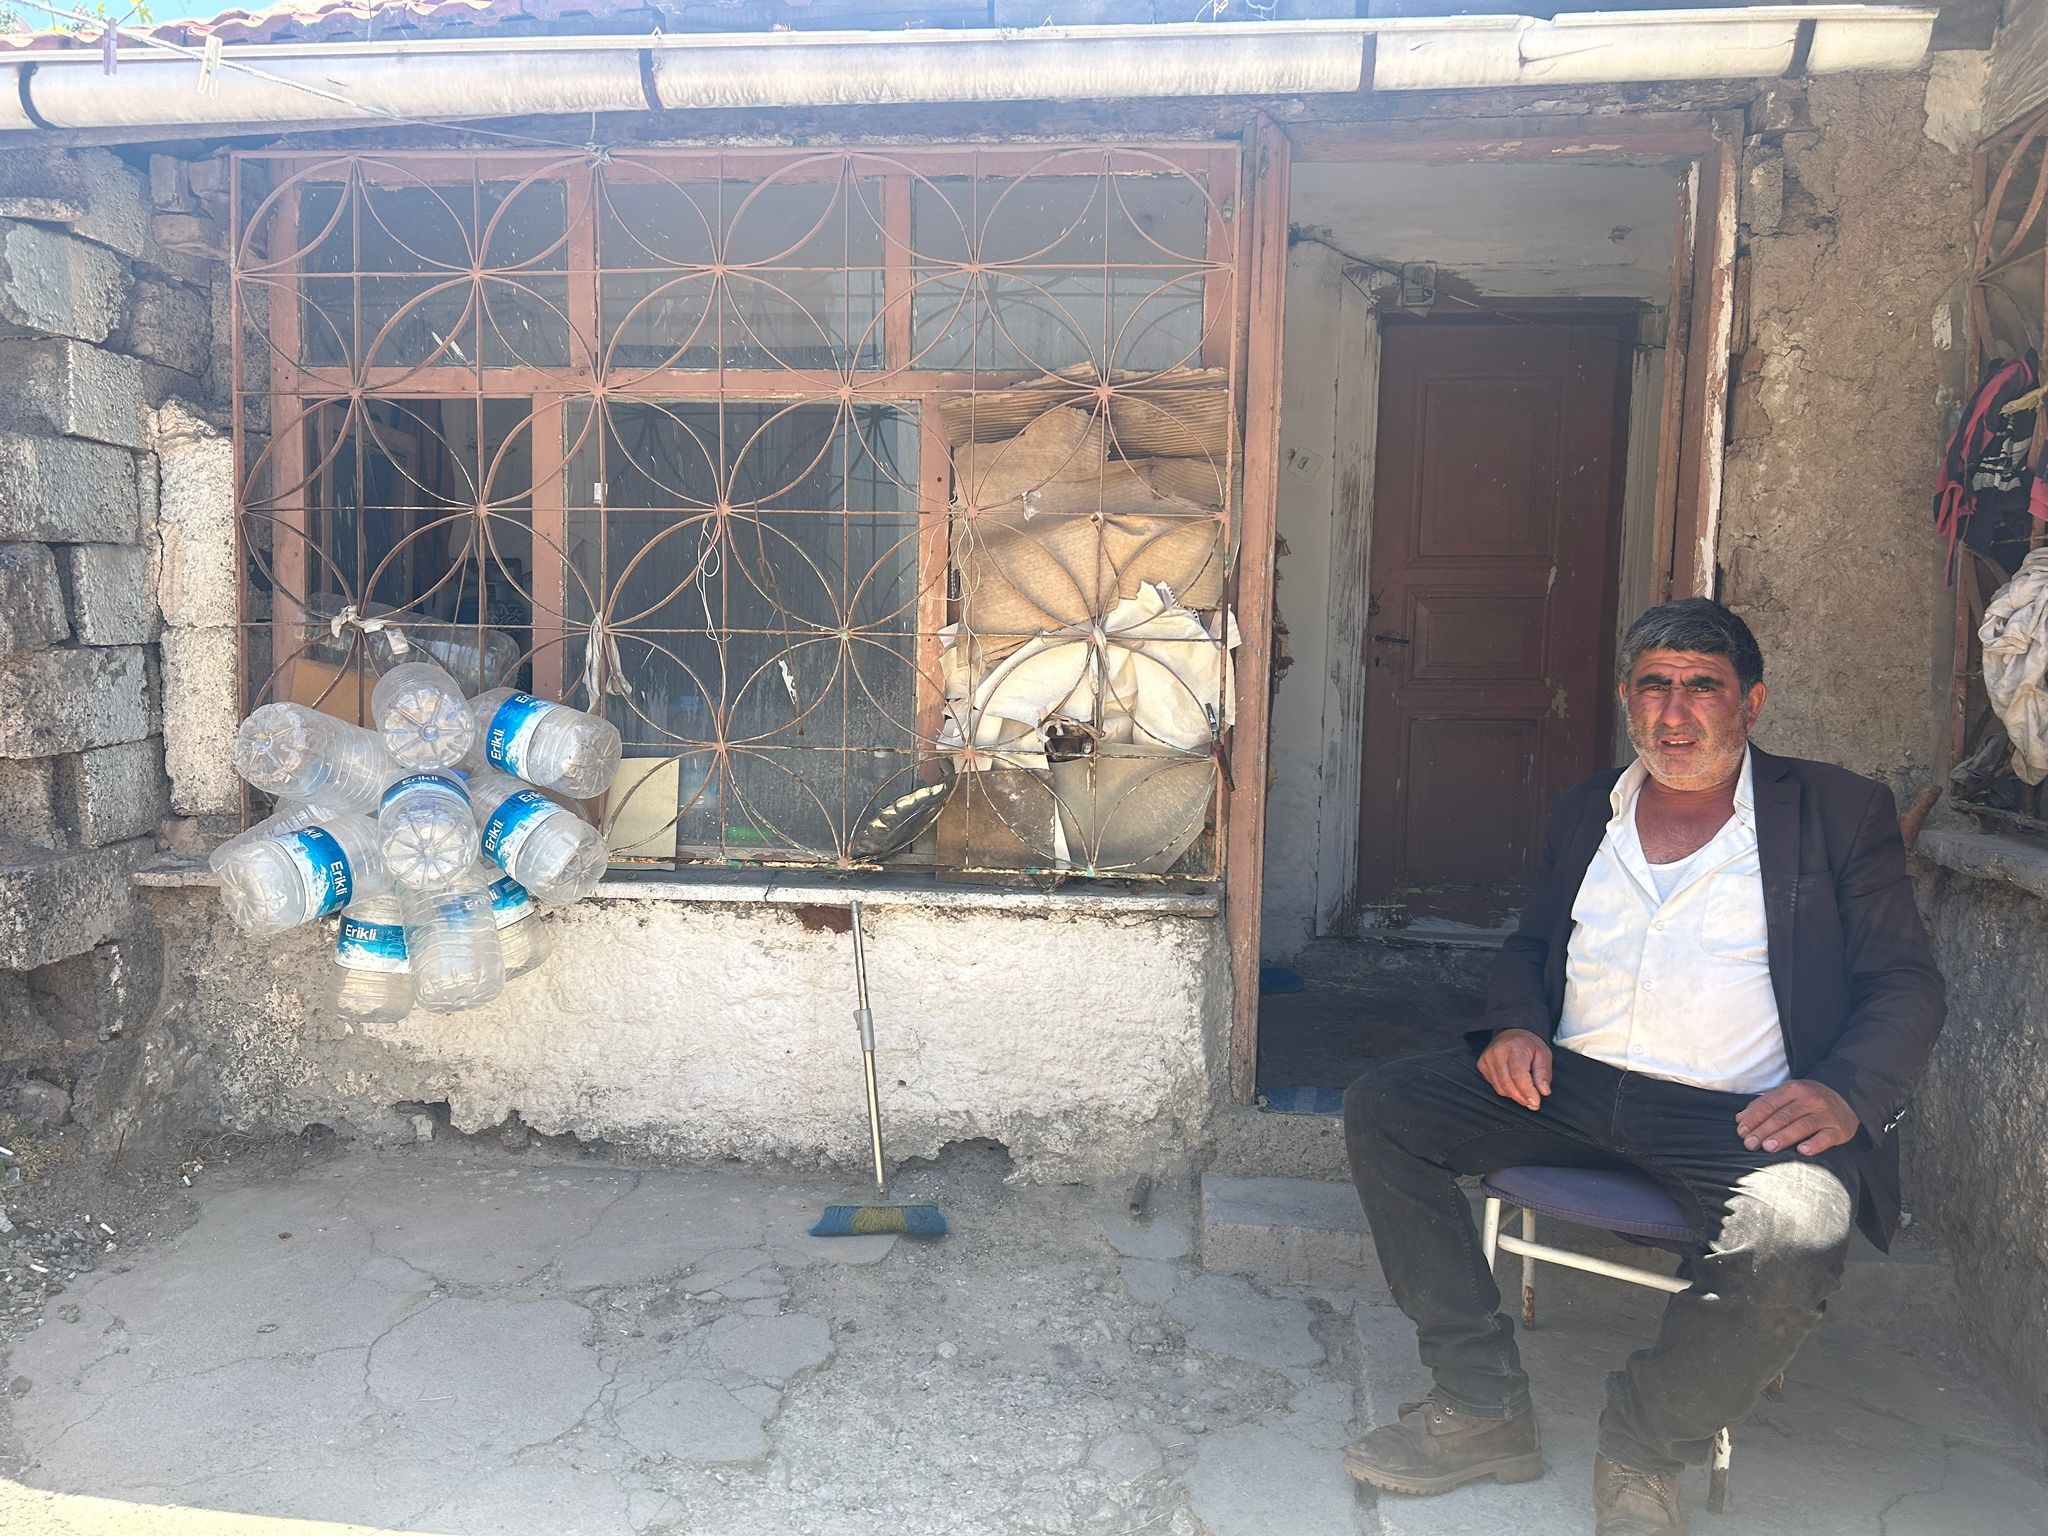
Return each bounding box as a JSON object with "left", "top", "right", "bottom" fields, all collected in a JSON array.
[{"left": 810, "top": 1203, "right": 949, "bottom": 1239}]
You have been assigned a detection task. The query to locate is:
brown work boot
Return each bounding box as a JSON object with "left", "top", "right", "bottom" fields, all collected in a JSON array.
[
  {"left": 1343, "top": 1394, "right": 1543, "bottom": 1495},
  {"left": 1594, "top": 1454, "right": 1688, "bottom": 1534}
]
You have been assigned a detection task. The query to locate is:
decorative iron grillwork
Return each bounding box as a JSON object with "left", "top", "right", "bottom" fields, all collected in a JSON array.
[{"left": 231, "top": 145, "right": 1249, "bottom": 877}]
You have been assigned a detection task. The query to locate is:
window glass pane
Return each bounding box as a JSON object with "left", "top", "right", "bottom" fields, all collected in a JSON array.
[
  {"left": 285, "top": 396, "right": 536, "bottom": 696},
  {"left": 599, "top": 176, "right": 884, "bottom": 372},
  {"left": 910, "top": 171, "right": 1210, "bottom": 374},
  {"left": 563, "top": 400, "right": 921, "bottom": 859},
  {"left": 298, "top": 179, "right": 568, "bottom": 369}
]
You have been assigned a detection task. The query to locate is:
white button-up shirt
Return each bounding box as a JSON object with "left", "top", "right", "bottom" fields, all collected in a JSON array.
[{"left": 1554, "top": 748, "right": 1790, "bottom": 1096}]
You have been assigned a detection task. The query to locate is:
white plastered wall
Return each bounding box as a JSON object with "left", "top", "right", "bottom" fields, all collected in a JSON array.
[
  {"left": 1263, "top": 160, "right": 1684, "bottom": 957},
  {"left": 146, "top": 881, "right": 1232, "bottom": 1180}
]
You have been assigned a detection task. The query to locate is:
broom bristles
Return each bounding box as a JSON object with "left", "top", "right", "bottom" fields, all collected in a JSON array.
[{"left": 810, "top": 1203, "right": 948, "bottom": 1239}]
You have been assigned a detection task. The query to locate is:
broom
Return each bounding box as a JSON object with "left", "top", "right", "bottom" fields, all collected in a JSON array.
[{"left": 809, "top": 900, "right": 948, "bottom": 1240}]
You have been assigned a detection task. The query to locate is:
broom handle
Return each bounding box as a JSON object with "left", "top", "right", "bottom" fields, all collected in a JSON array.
[{"left": 851, "top": 901, "right": 886, "bottom": 1194}]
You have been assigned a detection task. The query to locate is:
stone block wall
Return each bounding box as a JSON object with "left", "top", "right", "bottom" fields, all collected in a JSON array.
[
  {"left": 0, "top": 145, "right": 227, "bottom": 1144},
  {"left": 1912, "top": 866, "right": 2048, "bottom": 1432}
]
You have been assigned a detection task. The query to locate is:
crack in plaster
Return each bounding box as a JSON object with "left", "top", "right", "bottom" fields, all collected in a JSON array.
[{"left": 1876, "top": 1443, "right": 1953, "bottom": 1536}]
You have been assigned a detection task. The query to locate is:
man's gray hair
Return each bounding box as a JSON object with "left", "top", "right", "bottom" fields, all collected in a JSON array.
[{"left": 1616, "top": 599, "right": 1764, "bottom": 692}]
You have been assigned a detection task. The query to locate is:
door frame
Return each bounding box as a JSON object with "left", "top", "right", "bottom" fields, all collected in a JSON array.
[{"left": 1224, "top": 109, "right": 1740, "bottom": 1100}]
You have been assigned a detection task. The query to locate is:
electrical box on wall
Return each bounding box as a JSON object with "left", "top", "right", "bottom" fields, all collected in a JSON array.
[{"left": 1399, "top": 261, "right": 1436, "bottom": 310}]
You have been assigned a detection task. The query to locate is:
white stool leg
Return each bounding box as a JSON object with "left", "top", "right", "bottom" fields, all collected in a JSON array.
[
  {"left": 1707, "top": 1426, "right": 1732, "bottom": 1513},
  {"left": 1519, "top": 1207, "right": 1537, "bottom": 1328},
  {"left": 1481, "top": 1196, "right": 1501, "bottom": 1267}
]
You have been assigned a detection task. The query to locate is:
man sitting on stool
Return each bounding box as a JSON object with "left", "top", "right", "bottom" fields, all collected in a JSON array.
[{"left": 1342, "top": 598, "right": 1945, "bottom": 1534}]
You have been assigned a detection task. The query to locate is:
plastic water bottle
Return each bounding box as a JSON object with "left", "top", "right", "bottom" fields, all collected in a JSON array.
[
  {"left": 399, "top": 870, "right": 506, "bottom": 1013},
  {"left": 469, "top": 767, "right": 610, "bottom": 906},
  {"left": 377, "top": 770, "right": 481, "bottom": 891},
  {"left": 330, "top": 892, "right": 413, "bottom": 1023},
  {"left": 479, "top": 865, "right": 555, "bottom": 980},
  {"left": 417, "top": 628, "right": 521, "bottom": 697},
  {"left": 233, "top": 703, "right": 399, "bottom": 813},
  {"left": 208, "top": 798, "right": 324, "bottom": 873},
  {"left": 470, "top": 688, "right": 623, "bottom": 798},
  {"left": 370, "top": 630, "right": 477, "bottom": 770},
  {"left": 215, "top": 813, "right": 391, "bottom": 937}
]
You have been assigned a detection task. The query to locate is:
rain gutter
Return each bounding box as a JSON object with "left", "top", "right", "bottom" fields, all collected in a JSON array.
[{"left": 0, "top": 7, "right": 1937, "bottom": 138}]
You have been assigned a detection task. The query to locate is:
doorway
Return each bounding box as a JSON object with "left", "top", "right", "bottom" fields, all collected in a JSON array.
[
  {"left": 1250, "top": 145, "right": 1712, "bottom": 1103},
  {"left": 1356, "top": 313, "right": 1630, "bottom": 929}
]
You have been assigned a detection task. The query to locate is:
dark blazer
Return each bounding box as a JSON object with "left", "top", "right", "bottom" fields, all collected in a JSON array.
[{"left": 1480, "top": 745, "right": 1945, "bottom": 1250}]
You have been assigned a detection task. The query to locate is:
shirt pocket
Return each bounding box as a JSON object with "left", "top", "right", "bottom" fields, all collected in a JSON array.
[{"left": 1696, "top": 860, "right": 1771, "bottom": 963}]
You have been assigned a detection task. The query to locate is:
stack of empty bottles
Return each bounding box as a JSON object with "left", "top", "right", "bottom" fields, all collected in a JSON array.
[{"left": 214, "top": 626, "right": 624, "bottom": 1023}]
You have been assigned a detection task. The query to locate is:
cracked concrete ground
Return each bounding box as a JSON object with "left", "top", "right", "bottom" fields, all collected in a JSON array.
[{"left": 0, "top": 1141, "right": 2042, "bottom": 1536}]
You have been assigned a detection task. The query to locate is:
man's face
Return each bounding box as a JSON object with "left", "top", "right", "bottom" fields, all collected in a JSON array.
[{"left": 1620, "top": 648, "right": 1767, "bottom": 792}]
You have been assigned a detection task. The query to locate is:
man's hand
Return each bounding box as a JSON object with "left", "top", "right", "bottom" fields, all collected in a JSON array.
[
  {"left": 1736, "top": 1080, "right": 1859, "bottom": 1157},
  {"left": 1478, "top": 1028, "right": 1553, "bottom": 1111}
]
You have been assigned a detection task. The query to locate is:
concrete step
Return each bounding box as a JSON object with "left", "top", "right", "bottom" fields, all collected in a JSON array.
[
  {"left": 1198, "top": 1172, "right": 1390, "bottom": 1297},
  {"left": 1203, "top": 1103, "right": 1349, "bottom": 1183},
  {"left": 1287, "top": 934, "right": 1499, "bottom": 991}
]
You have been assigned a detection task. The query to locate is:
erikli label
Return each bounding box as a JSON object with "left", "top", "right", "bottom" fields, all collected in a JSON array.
[
  {"left": 482, "top": 790, "right": 556, "bottom": 871},
  {"left": 380, "top": 771, "right": 473, "bottom": 812},
  {"left": 336, "top": 917, "right": 408, "bottom": 974},
  {"left": 488, "top": 875, "right": 536, "bottom": 929},
  {"left": 283, "top": 826, "right": 353, "bottom": 917},
  {"left": 484, "top": 693, "right": 554, "bottom": 779}
]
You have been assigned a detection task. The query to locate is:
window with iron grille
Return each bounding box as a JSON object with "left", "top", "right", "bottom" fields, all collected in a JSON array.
[{"left": 232, "top": 146, "right": 1249, "bottom": 878}]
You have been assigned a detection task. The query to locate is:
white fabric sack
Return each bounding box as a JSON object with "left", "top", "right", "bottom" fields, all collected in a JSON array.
[
  {"left": 1979, "top": 546, "right": 2048, "bottom": 784},
  {"left": 939, "top": 584, "right": 1238, "bottom": 769}
]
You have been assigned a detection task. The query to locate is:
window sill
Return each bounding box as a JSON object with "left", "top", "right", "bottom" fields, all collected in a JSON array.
[
  {"left": 133, "top": 856, "right": 1221, "bottom": 919},
  {"left": 1913, "top": 825, "right": 2048, "bottom": 903}
]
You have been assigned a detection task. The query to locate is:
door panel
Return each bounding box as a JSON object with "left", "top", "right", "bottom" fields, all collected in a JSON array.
[{"left": 1357, "top": 318, "right": 1627, "bottom": 926}]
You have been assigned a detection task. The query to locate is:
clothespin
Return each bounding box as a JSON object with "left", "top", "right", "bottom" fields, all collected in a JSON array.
[
  {"left": 198, "top": 35, "right": 223, "bottom": 97},
  {"left": 328, "top": 604, "right": 389, "bottom": 640}
]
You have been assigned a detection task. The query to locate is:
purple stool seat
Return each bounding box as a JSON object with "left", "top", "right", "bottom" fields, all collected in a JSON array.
[{"left": 1479, "top": 1166, "right": 1698, "bottom": 1246}]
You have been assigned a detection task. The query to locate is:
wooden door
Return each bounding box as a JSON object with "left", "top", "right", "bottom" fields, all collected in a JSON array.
[{"left": 1357, "top": 317, "right": 1628, "bottom": 926}]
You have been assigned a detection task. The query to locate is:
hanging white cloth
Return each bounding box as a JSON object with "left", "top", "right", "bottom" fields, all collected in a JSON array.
[
  {"left": 939, "top": 583, "right": 1238, "bottom": 770},
  {"left": 1980, "top": 546, "right": 2048, "bottom": 783}
]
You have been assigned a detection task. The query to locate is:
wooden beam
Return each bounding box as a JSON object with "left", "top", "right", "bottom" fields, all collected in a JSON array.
[
  {"left": 1225, "top": 113, "right": 1292, "bottom": 1104},
  {"left": 1650, "top": 162, "right": 1696, "bottom": 604},
  {"left": 1671, "top": 115, "right": 1739, "bottom": 600},
  {"left": 1314, "top": 264, "right": 1380, "bottom": 939},
  {"left": 1288, "top": 111, "right": 1720, "bottom": 165}
]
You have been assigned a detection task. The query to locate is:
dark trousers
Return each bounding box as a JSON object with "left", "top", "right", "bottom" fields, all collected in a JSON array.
[{"left": 1344, "top": 1045, "right": 1856, "bottom": 1474}]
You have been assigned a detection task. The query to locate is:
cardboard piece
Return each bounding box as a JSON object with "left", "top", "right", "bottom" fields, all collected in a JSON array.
[
  {"left": 605, "top": 755, "right": 682, "bottom": 861},
  {"left": 278, "top": 655, "right": 373, "bottom": 727}
]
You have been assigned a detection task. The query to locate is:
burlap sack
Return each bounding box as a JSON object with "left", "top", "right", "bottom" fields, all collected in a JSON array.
[
  {"left": 1103, "top": 378, "right": 1234, "bottom": 460},
  {"left": 1131, "top": 456, "right": 1228, "bottom": 510},
  {"left": 939, "top": 367, "right": 1232, "bottom": 460},
  {"left": 955, "top": 505, "right": 1224, "bottom": 639},
  {"left": 950, "top": 406, "right": 1107, "bottom": 509}
]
